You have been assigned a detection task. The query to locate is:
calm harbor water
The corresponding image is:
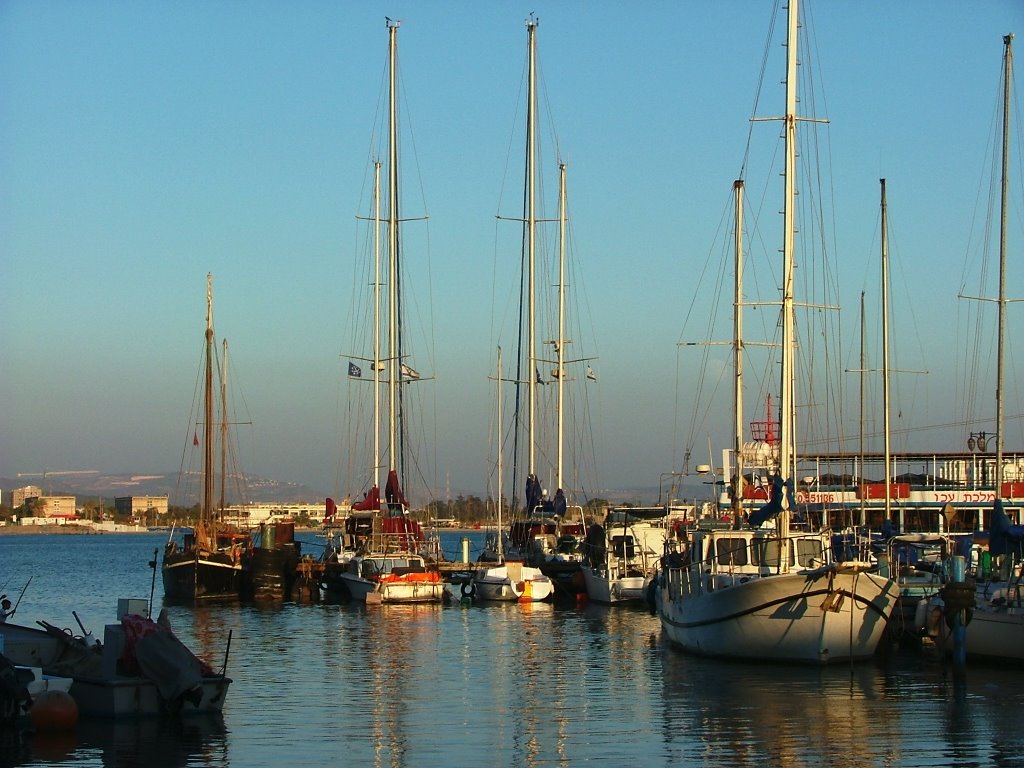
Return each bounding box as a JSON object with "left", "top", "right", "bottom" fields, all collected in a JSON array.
[{"left": 3, "top": 530, "right": 1024, "bottom": 767}]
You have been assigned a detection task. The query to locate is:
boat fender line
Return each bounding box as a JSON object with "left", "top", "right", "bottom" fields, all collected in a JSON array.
[{"left": 461, "top": 581, "right": 475, "bottom": 598}]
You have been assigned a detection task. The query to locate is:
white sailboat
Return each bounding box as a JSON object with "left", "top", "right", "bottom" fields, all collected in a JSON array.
[
  {"left": 656, "top": 0, "right": 899, "bottom": 664},
  {"left": 934, "top": 33, "right": 1024, "bottom": 663},
  {"left": 473, "top": 347, "right": 554, "bottom": 602},
  {"left": 502, "top": 18, "right": 592, "bottom": 597},
  {"left": 338, "top": 19, "right": 444, "bottom": 605}
]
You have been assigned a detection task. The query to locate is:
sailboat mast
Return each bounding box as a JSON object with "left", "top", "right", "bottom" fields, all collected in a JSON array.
[
  {"left": 387, "top": 19, "right": 401, "bottom": 493},
  {"left": 220, "top": 338, "right": 229, "bottom": 516},
  {"left": 526, "top": 17, "right": 538, "bottom": 479},
  {"left": 858, "top": 290, "right": 866, "bottom": 527},
  {"left": 556, "top": 162, "right": 567, "bottom": 490},
  {"left": 733, "top": 180, "right": 745, "bottom": 521},
  {"left": 996, "top": 33, "right": 1013, "bottom": 495},
  {"left": 779, "top": 0, "right": 799, "bottom": 524},
  {"left": 373, "top": 161, "right": 382, "bottom": 495},
  {"left": 497, "top": 346, "right": 504, "bottom": 559},
  {"left": 203, "top": 273, "right": 215, "bottom": 523},
  {"left": 880, "top": 179, "right": 892, "bottom": 521}
]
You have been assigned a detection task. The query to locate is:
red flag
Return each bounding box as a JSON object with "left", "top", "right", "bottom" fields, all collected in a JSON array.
[
  {"left": 324, "top": 497, "right": 337, "bottom": 521},
  {"left": 193, "top": 431, "right": 199, "bottom": 446}
]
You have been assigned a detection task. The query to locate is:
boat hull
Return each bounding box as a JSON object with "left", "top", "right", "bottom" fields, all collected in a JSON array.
[
  {"left": 0, "top": 623, "right": 91, "bottom": 670},
  {"left": 581, "top": 567, "right": 649, "bottom": 605},
  {"left": 162, "top": 547, "right": 244, "bottom": 603},
  {"left": 963, "top": 607, "right": 1024, "bottom": 662},
  {"left": 658, "top": 566, "right": 898, "bottom": 664},
  {"left": 929, "top": 596, "right": 1024, "bottom": 664},
  {"left": 69, "top": 674, "right": 231, "bottom": 719},
  {"left": 537, "top": 561, "right": 585, "bottom": 597},
  {"left": 339, "top": 572, "right": 446, "bottom": 604},
  {"left": 472, "top": 563, "right": 553, "bottom": 602}
]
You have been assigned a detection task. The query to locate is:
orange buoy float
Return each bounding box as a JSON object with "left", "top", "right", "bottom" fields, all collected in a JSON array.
[{"left": 30, "top": 690, "right": 79, "bottom": 731}]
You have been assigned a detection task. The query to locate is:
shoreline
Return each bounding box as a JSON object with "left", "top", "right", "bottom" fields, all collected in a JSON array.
[{"left": 0, "top": 523, "right": 487, "bottom": 536}]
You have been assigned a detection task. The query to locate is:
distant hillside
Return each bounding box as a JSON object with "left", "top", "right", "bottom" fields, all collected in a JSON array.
[
  {"left": 1, "top": 472, "right": 322, "bottom": 507},
  {"left": 2, "top": 474, "right": 710, "bottom": 510}
]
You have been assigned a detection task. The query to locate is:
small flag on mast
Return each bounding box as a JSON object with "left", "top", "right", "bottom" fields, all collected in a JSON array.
[
  {"left": 348, "top": 362, "right": 362, "bottom": 378},
  {"left": 193, "top": 431, "right": 199, "bottom": 446}
]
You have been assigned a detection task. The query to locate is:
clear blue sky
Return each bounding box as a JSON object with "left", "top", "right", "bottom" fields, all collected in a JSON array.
[{"left": 2, "top": 1, "right": 1022, "bottom": 505}]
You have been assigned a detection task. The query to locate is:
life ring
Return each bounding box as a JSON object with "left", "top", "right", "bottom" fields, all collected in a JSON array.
[{"left": 461, "top": 581, "right": 475, "bottom": 598}]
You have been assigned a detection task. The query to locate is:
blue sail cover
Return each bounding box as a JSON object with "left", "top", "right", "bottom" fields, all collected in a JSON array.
[
  {"left": 553, "top": 488, "right": 567, "bottom": 517},
  {"left": 747, "top": 473, "right": 795, "bottom": 528},
  {"left": 988, "top": 498, "right": 1024, "bottom": 557},
  {"left": 526, "top": 474, "right": 542, "bottom": 516}
]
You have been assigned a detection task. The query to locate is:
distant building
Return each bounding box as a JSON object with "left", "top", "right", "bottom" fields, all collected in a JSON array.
[
  {"left": 37, "top": 496, "right": 77, "bottom": 519},
  {"left": 221, "top": 502, "right": 325, "bottom": 527},
  {"left": 114, "top": 495, "right": 169, "bottom": 518},
  {"left": 11, "top": 485, "right": 43, "bottom": 508}
]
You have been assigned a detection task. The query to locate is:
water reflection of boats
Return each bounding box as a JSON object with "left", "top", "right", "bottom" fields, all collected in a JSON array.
[
  {"left": 660, "top": 651, "right": 883, "bottom": 763},
  {"left": 74, "top": 713, "right": 227, "bottom": 767}
]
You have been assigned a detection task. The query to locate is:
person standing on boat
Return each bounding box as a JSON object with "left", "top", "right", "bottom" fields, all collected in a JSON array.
[{"left": 0, "top": 597, "right": 13, "bottom": 623}]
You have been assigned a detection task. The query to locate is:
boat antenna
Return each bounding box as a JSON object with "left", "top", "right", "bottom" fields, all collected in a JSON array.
[{"left": 148, "top": 547, "right": 159, "bottom": 618}]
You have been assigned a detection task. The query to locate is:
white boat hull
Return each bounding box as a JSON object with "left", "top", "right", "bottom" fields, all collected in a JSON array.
[
  {"left": 69, "top": 673, "right": 231, "bottom": 719},
  {"left": 658, "top": 565, "right": 898, "bottom": 664},
  {"left": 581, "top": 566, "right": 649, "bottom": 605},
  {"left": 963, "top": 607, "right": 1024, "bottom": 662},
  {"left": 472, "top": 563, "right": 553, "bottom": 602},
  {"left": 339, "top": 571, "right": 445, "bottom": 604},
  {"left": 0, "top": 622, "right": 75, "bottom": 669}
]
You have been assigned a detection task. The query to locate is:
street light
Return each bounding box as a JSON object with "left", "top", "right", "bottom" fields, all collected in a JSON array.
[{"left": 968, "top": 431, "right": 990, "bottom": 452}]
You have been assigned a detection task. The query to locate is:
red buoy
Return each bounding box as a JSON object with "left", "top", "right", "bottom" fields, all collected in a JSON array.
[{"left": 30, "top": 690, "right": 79, "bottom": 731}]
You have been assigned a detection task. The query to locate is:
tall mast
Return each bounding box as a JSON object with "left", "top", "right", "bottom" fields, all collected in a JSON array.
[
  {"left": 732, "top": 179, "right": 745, "bottom": 524},
  {"left": 220, "top": 338, "right": 229, "bottom": 516},
  {"left": 387, "top": 19, "right": 400, "bottom": 490},
  {"left": 526, "top": 17, "right": 538, "bottom": 479},
  {"left": 497, "top": 346, "right": 504, "bottom": 559},
  {"left": 373, "top": 160, "right": 382, "bottom": 496},
  {"left": 996, "top": 33, "right": 1013, "bottom": 496},
  {"left": 556, "top": 162, "right": 567, "bottom": 491},
  {"left": 203, "top": 273, "right": 215, "bottom": 524},
  {"left": 778, "top": 0, "right": 799, "bottom": 544},
  {"left": 858, "top": 290, "right": 866, "bottom": 527},
  {"left": 880, "top": 179, "right": 892, "bottom": 521}
]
